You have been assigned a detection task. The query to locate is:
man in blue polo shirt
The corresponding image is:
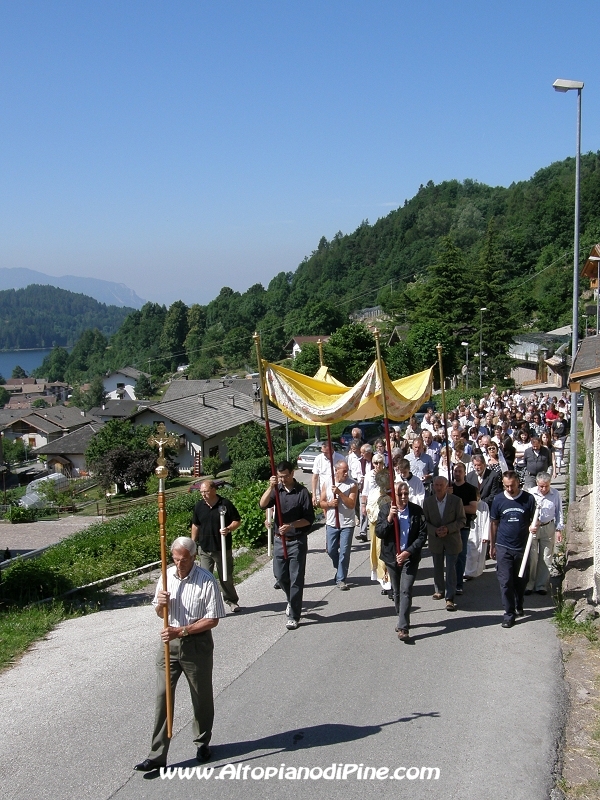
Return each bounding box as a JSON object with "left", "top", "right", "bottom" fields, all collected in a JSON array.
[{"left": 490, "top": 471, "right": 538, "bottom": 628}]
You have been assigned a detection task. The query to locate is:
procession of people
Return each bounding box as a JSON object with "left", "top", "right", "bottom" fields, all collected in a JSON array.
[{"left": 136, "top": 384, "right": 568, "bottom": 771}]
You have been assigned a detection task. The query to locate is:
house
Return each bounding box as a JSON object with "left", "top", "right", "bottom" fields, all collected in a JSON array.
[
  {"left": 88, "top": 399, "right": 141, "bottom": 422},
  {"left": 569, "top": 334, "right": 600, "bottom": 602},
  {"left": 162, "top": 378, "right": 260, "bottom": 403},
  {"left": 509, "top": 330, "right": 571, "bottom": 388},
  {"left": 129, "top": 387, "right": 287, "bottom": 471},
  {"left": 103, "top": 367, "right": 150, "bottom": 401},
  {"left": 284, "top": 335, "right": 330, "bottom": 360},
  {"left": 0, "top": 406, "right": 98, "bottom": 451},
  {"left": 32, "top": 422, "right": 104, "bottom": 477}
]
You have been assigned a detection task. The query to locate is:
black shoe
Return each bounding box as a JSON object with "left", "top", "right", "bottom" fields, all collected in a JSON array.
[
  {"left": 501, "top": 619, "right": 514, "bottom": 628},
  {"left": 536, "top": 589, "right": 547, "bottom": 596},
  {"left": 516, "top": 608, "right": 525, "bottom": 617},
  {"left": 356, "top": 534, "right": 367, "bottom": 542},
  {"left": 274, "top": 581, "right": 281, "bottom": 590},
  {"left": 196, "top": 745, "right": 211, "bottom": 762},
  {"left": 134, "top": 759, "right": 164, "bottom": 772},
  {"left": 524, "top": 589, "right": 532, "bottom": 596}
]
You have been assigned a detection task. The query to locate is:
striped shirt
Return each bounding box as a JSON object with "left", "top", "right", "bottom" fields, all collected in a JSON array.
[{"left": 152, "top": 563, "right": 226, "bottom": 626}]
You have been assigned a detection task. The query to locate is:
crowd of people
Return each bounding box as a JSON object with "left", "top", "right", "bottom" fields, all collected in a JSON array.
[{"left": 134, "top": 384, "right": 569, "bottom": 771}]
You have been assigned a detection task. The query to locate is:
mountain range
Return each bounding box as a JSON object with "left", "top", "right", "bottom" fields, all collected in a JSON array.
[{"left": 0, "top": 268, "right": 146, "bottom": 309}]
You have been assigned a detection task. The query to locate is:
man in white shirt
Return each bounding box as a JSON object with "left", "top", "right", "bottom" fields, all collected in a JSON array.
[
  {"left": 135, "top": 537, "right": 226, "bottom": 771},
  {"left": 525, "top": 472, "right": 564, "bottom": 595},
  {"left": 311, "top": 441, "right": 345, "bottom": 506}
]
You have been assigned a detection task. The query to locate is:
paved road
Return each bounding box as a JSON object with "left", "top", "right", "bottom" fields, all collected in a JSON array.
[{"left": 1, "top": 518, "right": 564, "bottom": 800}]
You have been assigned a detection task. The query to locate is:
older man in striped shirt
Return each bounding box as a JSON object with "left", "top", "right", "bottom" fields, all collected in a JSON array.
[{"left": 134, "top": 536, "right": 226, "bottom": 772}]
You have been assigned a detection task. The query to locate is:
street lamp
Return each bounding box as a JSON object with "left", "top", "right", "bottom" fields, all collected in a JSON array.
[
  {"left": 479, "top": 308, "right": 487, "bottom": 389},
  {"left": 461, "top": 341, "right": 469, "bottom": 390},
  {"left": 588, "top": 255, "right": 600, "bottom": 336},
  {"left": 553, "top": 77, "right": 584, "bottom": 504}
]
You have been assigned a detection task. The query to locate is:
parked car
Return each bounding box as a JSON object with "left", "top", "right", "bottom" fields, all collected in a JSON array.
[
  {"left": 339, "top": 421, "right": 385, "bottom": 448},
  {"left": 297, "top": 441, "right": 345, "bottom": 472}
]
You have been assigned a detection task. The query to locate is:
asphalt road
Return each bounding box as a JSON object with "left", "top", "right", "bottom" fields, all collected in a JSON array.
[{"left": 1, "top": 515, "right": 564, "bottom": 800}]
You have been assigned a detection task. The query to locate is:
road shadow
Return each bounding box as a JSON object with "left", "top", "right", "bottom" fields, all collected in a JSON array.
[{"left": 158, "top": 714, "right": 441, "bottom": 772}]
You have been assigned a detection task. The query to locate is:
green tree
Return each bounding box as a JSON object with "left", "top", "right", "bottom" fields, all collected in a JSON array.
[
  {"left": 36, "top": 346, "right": 70, "bottom": 382},
  {"left": 0, "top": 386, "right": 9, "bottom": 407},
  {"left": 184, "top": 304, "right": 207, "bottom": 362},
  {"left": 386, "top": 341, "right": 412, "bottom": 379},
  {"left": 134, "top": 374, "right": 154, "bottom": 400},
  {"left": 187, "top": 357, "right": 220, "bottom": 379},
  {"left": 159, "top": 301, "right": 189, "bottom": 371},
  {"left": 324, "top": 324, "right": 377, "bottom": 385},
  {"left": 406, "top": 320, "right": 455, "bottom": 374},
  {"left": 226, "top": 422, "right": 269, "bottom": 463},
  {"left": 222, "top": 326, "right": 252, "bottom": 368},
  {"left": 12, "top": 365, "right": 27, "bottom": 379},
  {"left": 31, "top": 398, "right": 49, "bottom": 409},
  {"left": 293, "top": 343, "right": 322, "bottom": 377}
]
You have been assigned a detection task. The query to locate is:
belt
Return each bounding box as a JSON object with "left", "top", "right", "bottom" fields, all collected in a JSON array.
[
  {"left": 539, "top": 520, "right": 554, "bottom": 527},
  {"left": 275, "top": 533, "right": 306, "bottom": 541}
]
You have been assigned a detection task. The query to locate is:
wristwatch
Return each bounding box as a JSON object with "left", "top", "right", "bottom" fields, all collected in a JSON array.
[{"left": 180, "top": 626, "right": 189, "bottom": 638}]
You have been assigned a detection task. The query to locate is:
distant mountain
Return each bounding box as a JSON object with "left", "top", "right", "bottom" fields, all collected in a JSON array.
[
  {"left": 0, "top": 268, "right": 146, "bottom": 309},
  {"left": 0, "top": 285, "right": 133, "bottom": 349}
]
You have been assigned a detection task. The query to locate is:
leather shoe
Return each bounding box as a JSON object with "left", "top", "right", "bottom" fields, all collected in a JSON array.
[
  {"left": 397, "top": 629, "right": 410, "bottom": 641},
  {"left": 197, "top": 745, "right": 212, "bottom": 762},
  {"left": 516, "top": 608, "right": 525, "bottom": 617},
  {"left": 501, "top": 619, "right": 514, "bottom": 628},
  {"left": 134, "top": 759, "right": 164, "bottom": 772}
]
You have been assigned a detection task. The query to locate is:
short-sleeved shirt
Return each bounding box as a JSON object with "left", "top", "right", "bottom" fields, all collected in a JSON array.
[
  {"left": 490, "top": 490, "right": 536, "bottom": 550},
  {"left": 264, "top": 480, "right": 315, "bottom": 537},
  {"left": 452, "top": 480, "right": 478, "bottom": 525},
  {"left": 192, "top": 494, "right": 241, "bottom": 552},
  {"left": 152, "top": 563, "right": 226, "bottom": 625}
]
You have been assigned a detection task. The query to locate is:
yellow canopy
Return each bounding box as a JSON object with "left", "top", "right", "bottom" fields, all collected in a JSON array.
[
  {"left": 264, "top": 360, "right": 432, "bottom": 424},
  {"left": 312, "top": 365, "right": 347, "bottom": 387}
]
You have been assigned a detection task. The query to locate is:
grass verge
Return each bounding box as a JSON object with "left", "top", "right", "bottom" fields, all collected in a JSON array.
[{"left": 554, "top": 602, "right": 598, "bottom": 642}]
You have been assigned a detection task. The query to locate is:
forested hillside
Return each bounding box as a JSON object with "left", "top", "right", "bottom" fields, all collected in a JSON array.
[
  {"left": 0, "top": 285, "right": 133, "bottom": 349},
  {"left": 34, "top": 153, "right": 600, "bottom": 387}
]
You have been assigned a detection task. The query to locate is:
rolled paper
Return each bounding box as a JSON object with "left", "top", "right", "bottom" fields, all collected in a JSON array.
[
  {"left": 219, "top": 506, "right": 228, "bottom": 583},
  {"left": 267, "top": 507, "right": 273, "bottom": 558},
  {"left": 518, "top": 502, "right": 540, "bottom": 578}
]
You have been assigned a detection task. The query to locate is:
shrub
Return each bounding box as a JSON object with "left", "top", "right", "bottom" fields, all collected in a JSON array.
[
  {"left": 231, "top": 456, "right": 272, "bottom": 487},
  {"left": 202, "top": 455, "right": 222, "bottom": 477},
  {"left": 7, "top": 506, "right": 38, "bottom": 524},
  {"left": 220, "top": 482, "right": 268, "bottom": 547}
]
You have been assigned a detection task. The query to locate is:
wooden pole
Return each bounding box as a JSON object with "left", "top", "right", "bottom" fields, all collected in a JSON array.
[
  {"left": 374, "top": 330, "right": 401, "bottom": 553},
  {"left": 253, "top": 332, "right": 287, "bottom": 559},
  {"left": 436, "top": 344, "right": 453, "bottom": 484},
  {"left": 148, "top": 422, "right": 179, "bottom": 741}
]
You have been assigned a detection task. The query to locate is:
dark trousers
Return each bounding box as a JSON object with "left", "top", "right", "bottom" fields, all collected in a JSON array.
[
  {"left": 496, "top": 544, "right": 529, "bottom": 622},
  {"left": 455, "top": 527, "right": 470, "bottom": 589},
  {"left": 199, "top": 547, "right": 239, "bottom": 605},
  {"left": 148, "top": 633, "right": 215, "bottom": 763},
  {"left": 273, "top": 535, "right": 307, "bottom": 621},
  {"left": 388, "top": 558, "right": 418, "bottom": 631}
]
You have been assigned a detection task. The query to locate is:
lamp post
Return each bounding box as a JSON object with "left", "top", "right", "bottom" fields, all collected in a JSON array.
[
  {"left": 588, "top": 255, "right": 600, "bottom": 336},
  {"left": 479, "top": 308, "right": 487, "bottom": 389},
  {"left": 461, "top": 341, "right": 469, "bottom": 390},
  {"left": 553, "top": 77, "right": 584, "bottom": 504}
]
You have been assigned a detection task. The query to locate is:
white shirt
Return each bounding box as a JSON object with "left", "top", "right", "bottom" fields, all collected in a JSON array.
[
  {"left": 527, "top": 486, "right": 564, "bottom": 530},
  {"left": 347, "top": 451, "right": 363, "bottom": 483},
  {"left": 312, "top": 451, "right": 345, "bottom": 495},
  {"left": 153, "top": 563, "right": 226, "bottom": 626}
]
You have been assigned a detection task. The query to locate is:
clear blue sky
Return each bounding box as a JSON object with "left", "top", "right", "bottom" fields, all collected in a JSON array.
[{"left": 0, "top": 0, "right": 598, "bottom": 306}]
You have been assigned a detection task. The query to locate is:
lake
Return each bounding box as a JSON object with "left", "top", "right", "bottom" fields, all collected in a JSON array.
[{"left": 0, "top": 349, "right": 55, "bottom": 381}]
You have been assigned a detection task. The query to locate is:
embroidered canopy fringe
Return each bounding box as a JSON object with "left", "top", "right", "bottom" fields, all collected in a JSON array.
[{"left": 263, "top": 360, "right": 433, "bottom": 424}]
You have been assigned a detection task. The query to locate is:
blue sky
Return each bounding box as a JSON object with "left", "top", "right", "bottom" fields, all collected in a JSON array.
[{"left": 0, "top": 0, "right": 598, "bottom": 306}]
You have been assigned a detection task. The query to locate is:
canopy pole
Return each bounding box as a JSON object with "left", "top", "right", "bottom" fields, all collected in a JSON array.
[
  {"left": 374, "top": 330, "right": 401, "bottom": 553},
  {"left": 254, "top": 332, "right": 287, "bottom": 560},
  {"left": 436, "top": 344, "right": 453, "bottom": 484},
  {"left": 318, "top": 339, "right": 340, "bottom": 527}
]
